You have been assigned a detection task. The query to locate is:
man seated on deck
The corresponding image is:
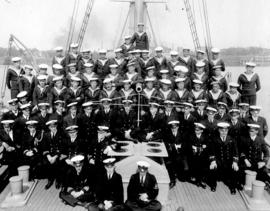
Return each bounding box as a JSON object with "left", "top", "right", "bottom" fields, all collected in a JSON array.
[
  {"left": 60, "top": 154, "right": 96, "bottom": 209},
  {"left": 125, "top": 161, "right": 162, "bottom": 211}
]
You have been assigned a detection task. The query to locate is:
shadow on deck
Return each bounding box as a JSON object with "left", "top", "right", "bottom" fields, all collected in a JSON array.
[{"left": 0, "top": 179, "right": 249, "bottom": 211}]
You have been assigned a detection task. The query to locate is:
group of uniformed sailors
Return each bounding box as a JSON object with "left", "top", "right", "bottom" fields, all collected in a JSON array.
[{"left": 1, "top": 23, "right": 268, "bottom": 210}]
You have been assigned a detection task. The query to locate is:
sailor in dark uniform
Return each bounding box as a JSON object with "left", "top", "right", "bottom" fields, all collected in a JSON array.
[
  {"left": 66, "top": 63, "right": 82, "bottom": 87},
  {"left": 6, "top": 57, "right": 24, "bottom": 98},
  {"left": 195, "top": 49, "right": 210, "bottom": 76},
  {"left": 209, "top": 48, "right": 225, "bottom": 77},
  {"left": 141, "top": 78, "right": 160, "bottom": 105},
  {"left": 94, "top": 49, "right": 110, "bottom": 79},
  {"left": 18, "top": 64, "right": 35, "bottom": 100},
  {"left": 150, "top": 47, "right": 168, "bottom": 73},
  {"left": 126, "top": 161, "right": 162, "bottom": 211},
  {"left": 158, "top": 79, "right": 177, "bottom": 103},
  {"left": 63, "top": 102, "right": 79, "bottom": 129},
  {"left": 77, "top": 49, "right": 94, "bottom": 73},
  {"left": 187, "top": 123, "right": 208, "bottom": 188},
  {"left": 139, "top": 49, "right": 153, "bottom": 77},
  {"left": 0, "top": 120, "right": 21, "bottom": 175},
  {"left": 81, "top": 63, "right": 96, "bottom": 90},
  {"left": 245, "top": 105, "right": 268, "bottom": 138},
  {"left": 109, "top": 48, "right": 127, "bottom": 75},
  {"left": 17, "top": 91, "right": 29, "bottom": 106},
  {"left": 120, "top": 35, "right": 135, "bottom": 57},
  {"left": 99, "top": 78, "right": 120, "bottom": 106},
  {"left": 50, "top": 100, "right": 65, "bottom": 131},
  {"left": 52, "top": 46, "right": 66, "bottom": 73},
  {"left": 178, "top": 48, "right": 196, "bottom": 76},
  {"left": 174, "top": 66, "right": 192, "bottom": 91},
  {"left": 32, "top": 75, "right": 50, "bottom": 108},
  {"left": 2, "top": 98, "right": 21, "bottom": 120},
  {"left": 84, "top": 77, "right": 101, "bottom": 102},
  {"left": 188, "top": 79, "right": 207, "bottom": 104},
  {"left": 174, "top": 78, "right": 190, "bottom": 104},
  {"left": 191, "top": 61, "right": 209, "bottom": 90},
  {"left": 180, "top": 102, "right": 196, "bottom": 135},
  {"left": 49, "top": 76, "right": 67, "bottom": 106},
  {"left": 192, "top": 99, "right": 208, "bottom": 121},
  {"left": 239, "top": 124, "right": 270, "bottom": 186},
  {"left": 237, "top": 62, "right": 261, "bottom": 105},
  {"left": 214, "top": 102, "right": 230, "bottom": 122},
  {"left": 118, "top": 79, "right": 136, "bottom": 102},
  {"left": 208, "top": 65, "right": 227, "bottom": 92},
  {"left": 202, "top": 106, "right": 218, "bottom": 140},
  {"left": 60, "top": 154, "right": 96, "bottom": 208},
  {"left": 95, "top": 158, "right": 124, "bottom": 211},
  {"left": 167, "top": 51, "right": 180, "bottom": 76},
  {"left": 22, "top": 120, "right": 44, "bottom": 179},
  {"left": 208, "top": 122, "right": 239, "bottom": 194},
  {"left": 130, "top": 23, "right": 149, "bottom": 50},
  {"left": 34, "top": 64, "right": 52, "bottom": 87},
  {"left": 41, "top": 120, "right": 63, "bottom": 189},
  {"left": 107, "top": 64, "right": 124, "bottom": 89},
  {"left": 163, "top": 100, "right": 179, "bottom": 124},
  {"left": 33, "top": 102, "right": 51, "bottom": 132},
  {"left": 66, "top": 76, "right": 84, "bottom": 105},
  {"left": 52, "top": 64, "right": 66, "bottom": 80},
  {"left": 225, "top": 82, "right": 241, "bottom": 109},
  {"left": 238, "top": 103, "right": 250, "bottom": 122},
  {"left": 207, "top": 82, "right": 225, "bottom": 108},
  {"left": 65, "top": 43, "right": 80, "bottom": 72}
]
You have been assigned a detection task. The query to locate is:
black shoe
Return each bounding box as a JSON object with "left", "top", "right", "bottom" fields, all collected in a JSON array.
[
  {"left": 45, "top": 180, "right": 54, "bottom": 190},
  {"left": 230, "top": 188, "right": 236, "bottom": 195},
  {"left": 199, "top": 182, "right": 207, "bottom": 189},
  {"left": 211, "top": 186, "right": 216, "bottom": 192}
]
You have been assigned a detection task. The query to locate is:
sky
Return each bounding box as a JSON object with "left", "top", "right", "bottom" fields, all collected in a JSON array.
[{"left": 0, "top": 0, "right": 270, "bottom": 50}]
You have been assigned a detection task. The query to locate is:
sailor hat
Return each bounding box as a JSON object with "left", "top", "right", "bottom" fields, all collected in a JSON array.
[
  {"left": 211, "top": 81, "right": 220, "bottom": 86},
  {"left": 229, "top": 108, "right": 240, "bottom": 114},
  {"left": 26, "top": 120, "right": 38, "bottom": 125},
  {"left": 194, "top": 122, "right": 206, "bottom": 129},
  {"left": 1, "top": 120, "right": 15, "bottom": 124},
  {"left": 141, "top": 49, "right": 150, "bottom": 54},
  {"left": 39, "top": 64, "right": 48, "bottom": 69},
  {"left": 182, "top": 102, "right": 194, "bottom": 108},
  {"left": 17, "top": 91, "right": 28, "bottom": 98},
  {"left": 144, "top": 77, "right": 155, "bottom": 82},
  {"left": 249, "top": 105, "right": 262, "bottom": 110},
  {"left": 127, "top": 61, "right": 136, "bottom": 67},
  {"left": 168, "top": 120, "right": 180, "bottom": 125},
  {"left": 109, "top": 64, "right": 118, "bottom": 69},
  {"left": 134, "top": 49, "right": 141, "bottom": 54},
  {"left": 81, "top": 49, "right": 91, "bottom": 53},
  {"left": 206, "top": 106, "right": 217, "bottom": 113},
  {"left": 170, "top": 50, "right": 178, "bottom": 56},
  {"left": 98, "top": 125, "right": 109, "bottom": 130},
  {"left": 52, "top": 64, "right": 63, "bottom": 70},
  {"left": 84, "top": 63, "right": 94, "bottom": 68},
  {"left": 245, "top": 62, "right": 256, "bottom": 67},
  {"left": 24, "top": 65, "right": 33, "bottom": 70},
  {"left": 146, "top": 66, "right": 155, "bottom": 71},
  {"left": 183, "top": 48, "right": 190, "bottom": 51},
  {"left": 122, "top": 99, "right": 133, "bottom": 104},
  {"left": 160, "top": 69, "right": 169, "bottom": 74},
  {"left": 217, "top": 101, "right": 228, "bottom": 108},
  {"left": 89, "top": 77, "right": 99, "bottom": 81},
  {"left": 70, "top": 43, "right": 79, "bottom": 48},
  {"left": 211, "top": 48, "right": 220, "bottom": 54},
  {"left": 160, "top": 79, "right": 172, "bottom": 85},
  {"left": 12, "top": 57, "right": 21, "bottom": 62},
  {"left": 38, "top": 102, "right": 50, "bottom": 107},
  {"left": 217, "top": 122, "right": 230, "bottom": 128},
  {"left": 238, "top": 103, "right": 249, "bottom": 107},
  {"left": 229, "top": 82, "right": 239, "bottom": 87},
  {"left": 193, "top": 79, "right": 203, "bottom": 84},
  {"left": 137, "top": 161, "right": 150, "bottom": 168},
  {"left": 155, "top": 46, "right": 163, "bottom": 52},
  {"left": 46, "top": 120, "right": 57, "bottom": 126},
  {"left": 124, "top": 35, "right": 131, "bottom": 39},
  {"left": 66, "top": 125, "right": 79, "bottom": 132},
  {"left": 82, "top": 101, "right": 93, "bottom": 107},
  {"left": 67, "top": 102, "right": 78, "bottom": 108},
  {"left": 70, "top": 76, "right": 81, "bottom": 82},
  {"left": 149, "top": 102, "right": 160, "bottom": 107},
  {"left": 54, "top": 100, "right": 65, "bottom": 105},
  {"left": 212, "top": 65, "right": 222, "bottom": 70},
  {"left": 103, "top": 158, "right": 116, "bottom": 166},
  {"left": 99, "top": 49, "right": 107, "bottom": 54},
  {"left": 8, "top": 98, "right": 18, "bottom": 104},
  {"left": 174, "top": 66, "right": 188, "bottom": 73},
  {"left": 122, "top": 79, "right": 132, "bottom": 84},
  {"left": 103, "top": 77, "right": 114, "bottom": 84},
  {"left": 54, "top": 46, "right": 63, "bottom": 51},
  {"left": 175, "top": 77, "right": 186, "bottom": 83},
  {"left": 20, "top": 103, "right": 31, "bottom": 110},
  {"left": 37, "top": 75, "right": 47, "bottom": 81},
  {"left": 128, "top": 50, "right": 135, "bottom": 55},
  {"left": 114, "top": 48, "right": 122, "bottom": 53},
  {"left": 195, "top": 99, "right": 208, "bottom": 104},
  {"left": 67, "top": 63, "right": 76, "bottom": 67},
  {"left": 196, "top": 61, "right": 205, "bottom": 68},
  {"left": 100, "top": 98, "right": 112, "bottom": 102},
  {"left": 196, "top": 49, "right": 205, "bottom": 54},
  {"left": 52, "top": 75, "right": 64, "bottom": 82},
  {"left": 164, "top": 100, "right": 175, "bottom": 104},
  {"left": 71, "top": 154, "right": 85, "bottom": 163},
  {"left": 247, "top": 124, "right": 260, "bottom": 129},
  {"left": 137, "top": 22, "right": 144, "bottom": 26}
]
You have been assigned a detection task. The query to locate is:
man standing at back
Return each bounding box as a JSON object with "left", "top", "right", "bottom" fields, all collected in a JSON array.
[{"left": 130, "top": 23, "right": 149, "bottom": 50}]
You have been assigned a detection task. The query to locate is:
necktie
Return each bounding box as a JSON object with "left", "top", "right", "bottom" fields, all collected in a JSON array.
[{"left": 140, "top": 176, "right": 144, "bottom": 185}]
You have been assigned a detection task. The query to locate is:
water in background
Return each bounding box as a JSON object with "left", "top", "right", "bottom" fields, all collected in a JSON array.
[{"left": 0, "top": 65, "right": 269, "bottom": 139}]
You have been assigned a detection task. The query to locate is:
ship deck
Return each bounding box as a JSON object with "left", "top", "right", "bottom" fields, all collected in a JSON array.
[{"left": 0, "top": 179, "right": 253, "bottom": 211}]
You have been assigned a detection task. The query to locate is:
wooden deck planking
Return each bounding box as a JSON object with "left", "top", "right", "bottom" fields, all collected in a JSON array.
[{"left": 0, "top": 179, "right": 250, "bottom": 211}]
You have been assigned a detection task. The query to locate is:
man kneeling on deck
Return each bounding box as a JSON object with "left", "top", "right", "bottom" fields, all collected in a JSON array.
[
  {"left": 60, "top": 154, "right": 96, "bottom": 208},
  {"left": 125, "top": 161, "right": 162, "bottom": 211}
]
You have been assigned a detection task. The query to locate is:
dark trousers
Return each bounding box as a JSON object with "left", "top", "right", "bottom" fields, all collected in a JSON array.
[
  {"left": 10, "top": 89, "right": 19, "bottom": 99},
  {"left": 241, "top": 95, "right": 257, "bottom": 106},
  {"left": 42, "top": 156, "right": 61, "bottom": 181},
  {"left": 189, "top": 155, "right": 207, "bottom": 182}
]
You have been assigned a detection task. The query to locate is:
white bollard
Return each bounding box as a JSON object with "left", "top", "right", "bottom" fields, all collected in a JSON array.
[
  {"left": 244, "top": 170, "right": 257, "bottom": 190},
  {"left": 252, "top": 180, "right": 265, "bottom": 201},
  {"left": 17, "top": 165, "right": 30, "bottom": 183},
  {"left": 9, "top": 176, "right": 23, "bottom": 195}
]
